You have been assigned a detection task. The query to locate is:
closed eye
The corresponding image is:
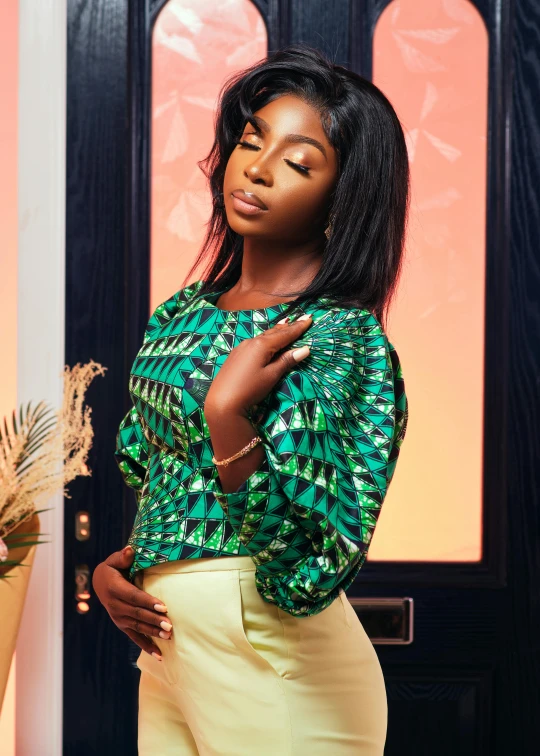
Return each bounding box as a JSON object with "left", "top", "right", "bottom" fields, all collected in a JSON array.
[
  {"left": 235, "top": 140, "right": 311, "bottom": 175},
  {"left": 235, "top": 139, "right": 259, "bottom": 151},
  {"left": 284, "top": 159, "right": 311, "bottom": 175}
]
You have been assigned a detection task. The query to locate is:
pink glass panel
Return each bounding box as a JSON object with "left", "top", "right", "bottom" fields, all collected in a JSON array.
[
  {"left": 150, "top": 0, "right": 267, "bottom": 312},
  {"left": 370, "top": 0, "right": 488, "bottom": 562}
]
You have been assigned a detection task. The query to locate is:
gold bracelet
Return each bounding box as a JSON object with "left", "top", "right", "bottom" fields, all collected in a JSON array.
[{"left": 212, "top": 436, "right": 262, "bottom": 467}]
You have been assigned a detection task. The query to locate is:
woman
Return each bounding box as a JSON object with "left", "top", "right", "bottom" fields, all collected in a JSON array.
[{"left": 93, "top": 44, "right": 409, "bottom": 755}]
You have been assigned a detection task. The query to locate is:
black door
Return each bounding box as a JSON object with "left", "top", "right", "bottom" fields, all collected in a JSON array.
[{"left": 64, "top": 1, "right": 539, "bottom": 754}]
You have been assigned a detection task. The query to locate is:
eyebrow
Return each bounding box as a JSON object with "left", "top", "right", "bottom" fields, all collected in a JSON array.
[{"left": 246, "top": 115, "right": 328, "bottom": 160}]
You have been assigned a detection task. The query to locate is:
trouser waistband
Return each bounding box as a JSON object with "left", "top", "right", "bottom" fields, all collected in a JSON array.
[{"left": 141, "top": 554, "right": 256, "bottom": 577}]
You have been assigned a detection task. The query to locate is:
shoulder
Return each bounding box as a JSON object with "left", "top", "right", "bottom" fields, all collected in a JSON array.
[
  {"left": 303, "top": 303, "right": 388, "bottom": 370},
  {"left": 311, "top": 306, "right": 408, "bottom": 441},
  {"left": 304, "top": 300, "right": 384, "bottom": 335},
  {"left": 152, "top": 278, "right": 205, "bottom": 320},
  {"left": 279, "top": 302, "right": 398, "bottom": 405},
  {"left": 312, "top": 303, "right": 402, "bottom": 375},
  {"left": 143, "top": 279, "right": 205, "bottom": 342},
  {"left": 175, "top": 278, "right": 205, "bottom": 310}
]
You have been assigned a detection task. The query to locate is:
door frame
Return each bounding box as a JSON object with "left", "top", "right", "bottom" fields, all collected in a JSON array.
[{"left": 16, "top": 0, "right": 67, "bottom": 753}]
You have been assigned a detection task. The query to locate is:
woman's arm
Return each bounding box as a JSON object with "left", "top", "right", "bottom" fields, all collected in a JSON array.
[
  {"left": 204, "top": 313, "right": 313, "bottom": 493},
  {"left": 204, "top": 308, "right": 407, "bottom": 617},
  {"left": 95, "top": 286, "right": 198, "bottom": 658},
  {"left": 204, "top": 410, "right": 266, "bottom": 493},
  {"left": 92, "top": 545, "right": 172, "bottom": 659}
]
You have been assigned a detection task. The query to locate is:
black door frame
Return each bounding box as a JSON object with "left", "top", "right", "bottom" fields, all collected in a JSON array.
[{"left": 65, "top": 0, "right": 539, "bottom": 753}]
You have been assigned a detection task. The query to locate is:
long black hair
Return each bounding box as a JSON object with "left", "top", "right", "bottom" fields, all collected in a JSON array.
[{"left": 183, "top": 44, "right": 410, "bottom": 331}]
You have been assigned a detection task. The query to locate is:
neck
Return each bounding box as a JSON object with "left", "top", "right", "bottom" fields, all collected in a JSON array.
[{"left": 235, "top": 236, "right": 324, "bottom": 298}]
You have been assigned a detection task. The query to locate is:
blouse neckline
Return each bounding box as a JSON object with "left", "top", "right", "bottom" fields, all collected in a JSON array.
[{"left": 196, "top": 286, "right": 305, "bottom": 318}]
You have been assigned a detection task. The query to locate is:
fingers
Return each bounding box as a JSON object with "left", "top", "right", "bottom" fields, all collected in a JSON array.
[
  {"left": 121, "top": 614, "right": 172, "bottom": 640},
  {"left": 104, "top": 558, "right": 171, "bottom": 640},
  {"left": 124, "top": 628, "right": 163, "bottom": 659},
  {"left": 119, "top": 581, "right": 169, "bottom": 612},
  {"left": 274, "top": 313, "right": 312, "bottom": 328},
  {"left": 114, "top": 599, "right": 173, "bottom": 635},
  {"left": 105, "top": 545, "right": 136, "bottom": 571},
  {"left": 98, "top": 548, "right": 172, "bottom": 660},
  {"left": 261, "top": 314, "right": 313, "bottom": 383},
  {"left": 106, "top": 547, "right": 169, "bottom": 615},
  {"left": 276, "top": 344, "right": 310, "bottom": 375},
  {"left": 109, "top": 578, "right": 169, "bottom": 619},
  {"left": 261, "top": 313, "right": 313, "bottom": 352}
]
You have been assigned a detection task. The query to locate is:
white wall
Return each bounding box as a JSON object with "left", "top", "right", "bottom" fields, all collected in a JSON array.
[{"left": 16, "top": 0, "right": 66, "bottom": 752}]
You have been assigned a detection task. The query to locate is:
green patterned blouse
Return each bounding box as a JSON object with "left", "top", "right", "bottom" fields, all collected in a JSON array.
[{"left": 115, "top": 279, "right": 408, "bottom": 617}]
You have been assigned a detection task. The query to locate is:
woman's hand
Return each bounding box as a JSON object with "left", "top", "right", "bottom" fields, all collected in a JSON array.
[
  {"left": 92, "top": 546, "right": 172, "bottom": 659},
  {"left": 204, "top": 313, "right": 313, "bottom": 417}
]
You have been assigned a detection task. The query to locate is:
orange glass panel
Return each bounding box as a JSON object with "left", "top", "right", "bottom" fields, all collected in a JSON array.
[
  {"left": 150, "top": 0, "right": 267, "bottom": 312},
  {"left": 370, "top": 0, "right": 487, "bottom": 562}
]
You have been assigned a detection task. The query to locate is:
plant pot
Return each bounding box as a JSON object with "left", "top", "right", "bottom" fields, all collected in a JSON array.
[{"left": 0, "top": 512, "right": 40, "bottom": 710}]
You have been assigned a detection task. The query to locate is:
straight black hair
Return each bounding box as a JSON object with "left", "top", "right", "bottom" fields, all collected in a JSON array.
[{"left": 183, "top": 44, "right": 410, "bottom": 331}]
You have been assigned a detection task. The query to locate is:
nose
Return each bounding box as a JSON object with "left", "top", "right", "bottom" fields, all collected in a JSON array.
[{"left": 244, "top": 155, "right": 273, "bottom": 186}]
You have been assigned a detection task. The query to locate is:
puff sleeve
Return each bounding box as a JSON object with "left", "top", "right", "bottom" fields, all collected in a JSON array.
[
  {"left": 114, "top": 406, "right": 150, "bottom": 495},
  {"left": 209, "top": 308, "right": 408, "bottom": 617},
  {"left": 113, "top": 284, "right": 198, "bottom": 493}
]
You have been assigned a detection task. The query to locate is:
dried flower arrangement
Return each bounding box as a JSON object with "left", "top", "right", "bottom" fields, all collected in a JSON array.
[{"left": 0, "top": 360, "right": 106, "bottom": 578}]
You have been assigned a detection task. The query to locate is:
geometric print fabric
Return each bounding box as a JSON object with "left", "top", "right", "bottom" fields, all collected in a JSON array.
[{"left": 115, "top": 279, "right": 408, "bottom": 617}]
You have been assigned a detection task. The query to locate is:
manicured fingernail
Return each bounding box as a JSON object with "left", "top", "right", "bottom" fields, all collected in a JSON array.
[
  {"left": 277, "top": 316, "right": 289, "bottom": 324},
  {"left": 160, "top": 620, "right": 172, "bottom": 632},
  {"left": 151, "top": 652, "right": 162, "bottom": 661},
  {"left": 292, "top": 346, "right": 310, "bottom": 362},
  {"left": 159, "top": 630, "right": 171, "bottom": 639},
  {"left": 154, "top": 603, "right": 168, "bottom": 612},
  {"left": 123, "top": 546, "right": 134, "bottom": 555},
  {"left": 297, "top": 313, "right": 312, "bottom": 321}
]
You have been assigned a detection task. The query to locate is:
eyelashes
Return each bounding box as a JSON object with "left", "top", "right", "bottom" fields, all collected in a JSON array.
[
  {"left": 234, "top": 140, "right": 311, "bottom": 175},
  {"left": 284, "top": 159, "right": 311, "bottom": 175}
]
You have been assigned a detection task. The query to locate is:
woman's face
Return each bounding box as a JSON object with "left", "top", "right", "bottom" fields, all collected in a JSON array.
[{"left": 222, "top": 94, "right": 338, "bottom": 244}]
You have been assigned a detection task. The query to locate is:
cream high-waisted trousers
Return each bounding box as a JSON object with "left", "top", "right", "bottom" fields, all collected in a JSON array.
[{"left": 133, "top": 554, "right": 387, "bottom": 755}]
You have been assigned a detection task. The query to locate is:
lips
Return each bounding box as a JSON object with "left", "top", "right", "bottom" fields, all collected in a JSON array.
[{"left": 231, "top": 189, "right": 268, "bottom": 211}]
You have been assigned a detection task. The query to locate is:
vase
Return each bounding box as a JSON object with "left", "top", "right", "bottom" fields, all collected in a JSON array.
[{"left": 0, "top": 512, "right": 40, "bottom": 710}]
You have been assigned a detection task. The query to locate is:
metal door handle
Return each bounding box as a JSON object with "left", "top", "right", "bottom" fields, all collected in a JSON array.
[{"left": 348, "top": 597, "right": 414, "bottom": 644}]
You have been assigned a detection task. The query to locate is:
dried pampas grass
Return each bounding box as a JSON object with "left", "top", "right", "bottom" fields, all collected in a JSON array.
[{"left": 0, "top": 360, "right": 106, "bottom": 563}]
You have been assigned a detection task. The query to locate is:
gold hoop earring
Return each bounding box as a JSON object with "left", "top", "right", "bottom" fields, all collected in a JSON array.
[{"left": 324, "top": 217, "right": 334, "bottom": 240}]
